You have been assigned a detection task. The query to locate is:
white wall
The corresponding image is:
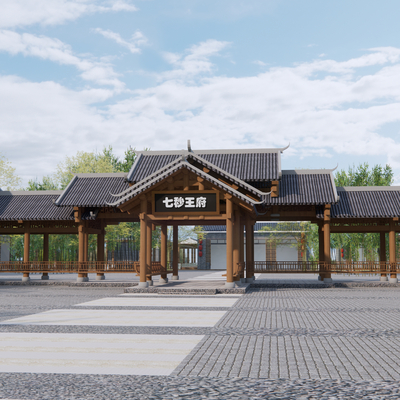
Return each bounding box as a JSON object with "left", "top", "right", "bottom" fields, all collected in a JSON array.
[
  {"left": 254, "top": 243, "right": 266, "bottom": 261},
  {"left": 276, "top": 244, "right": 298, "bottom": 262},
  {"left": 210, "top": 244, "right": 226, "bottom": 269},
  {"left": 1, "top": 242, "right": 9, "bottom": 261}
]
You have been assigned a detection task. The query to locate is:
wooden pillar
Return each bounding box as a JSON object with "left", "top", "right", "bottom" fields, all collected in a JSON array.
[
  {"left": 389, "top": 220, "right": 398, "bottom": 282},
  {"left": 239, "top": 217, "right": 245, "bottom": 280},
  {"left": 232, "top": 206, "right": 240, "bottom": 282},
  {"left": 42, "top": 233, "right": 49, "bottom": 280},
  {"left": 245, "top": 218, "right": 254, "bottom": 281},
  {"left": 83, "top": 226, "right": 89, "bottom": 279},
  {"left": 225, "top": 196, "right": 234, "bottom": 287},
  {"left": 146, "top": 217, "right": 152, "bottom": 285},
  {"left": 380, "top": 232, "right": 387, "bottom": 281},
  {"left": 318, "top": 223, "right": 324, "bottom": 280},
  {"left": 160, "top": 225, "right": 168, "bottom": 281},
  {"left": 172, "top": 225, "right": 179, "bottom": 279},
  {"left": 323, "top": 205, "right": 331, "bottom": 281},
  {"left": 77, "top": 224, "right": 88, "bottom": 282},
  {"left": 22, "top": 223, "right": 30, "bottom": 281},
  {"left": 139, "top": 197, "right": 148, "bottom": 287},
  {"left": 96, "top": 228, "right": 105, "bottom": 280}
]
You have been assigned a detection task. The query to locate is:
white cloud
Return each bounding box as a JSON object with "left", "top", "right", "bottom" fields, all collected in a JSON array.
[
  {"left": 161, "top": 39, "right": 230, "bottom": 81},
  {"left": 3, "top": 44, "right": 400, "bottom": 184},
  {"left": 0, "top": 30, "right": 124, "bottom": 89},
  {"left": 0, "top": 0, "right": 137, "bottom": 29},
  {"left": 253, "top": 60, "right": 267, "bottom": 66},
  {"left": 94, "top": 28, "right": 147, "bottom": 54}
]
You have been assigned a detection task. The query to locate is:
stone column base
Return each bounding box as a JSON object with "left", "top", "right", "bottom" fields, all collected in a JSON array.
[
  {"left": 41, "top": 275, "right": 49, "bottom": 280},
  {"left": 96, "top": 275, "right": 105, "bottom": 281},
  {"left": 225, "top": 282, "right": 236, "bottom": 288},
  {"left": 318, "top": 275, "right": 322, "bottom": 281},
  {"left": 380, "top": 276, "right": 388, "bottom": 282},
  {"left": 76, "top": 277, "right": 85, "bottom": 283},
  {"left": 22, "top": 276, "right": 30, "bottom": 282},
  {"left": 323, "top": 278, "right": 333, "bottom": 283},
  {"left": 389, "top": 277, "right": 398, "bottom": 283},
  {"left": 147, "top": 280, "right": 153, "bottom": 286},
  {"left": 138, "top": 281, "right": 149, "bottom": 288},
  {"left": 159, "top": 277, "right": 168, "bottom": 284},
  {"left": 172, "top": 275, "right": 179, "bottom": 281}
]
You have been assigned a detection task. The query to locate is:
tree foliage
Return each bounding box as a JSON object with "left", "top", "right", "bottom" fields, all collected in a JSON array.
[
  {"left": 331, "top": 163, "right": 394, "bottom": 261},
  {"left": 0, "top": 154, "right": 21, "bottom": 191},
  {"left": 335, "top": 163, "right": 393, "bottom": 187}
]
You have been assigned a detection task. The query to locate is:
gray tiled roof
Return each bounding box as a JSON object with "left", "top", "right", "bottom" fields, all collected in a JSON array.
[
  {"left": 323, "top": 187, "right": 400, "bottom": 218},
  {"left": 109, "top": 161, "right": 265, "bottom": 207},
  {"left": 0, "top": 191, "right": 74, "bottom": 221},
  {"left": 127, "top": 147, "right": 284, "bottom": 183},
  {"left": 264, "top": 170, "right": 338, "bottom": 205},
  {"left": 56, "top": 173, "right": 129, "bottom": 207}
]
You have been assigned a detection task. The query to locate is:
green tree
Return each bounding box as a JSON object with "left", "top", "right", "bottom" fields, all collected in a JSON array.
[
  {"left": 335, "top": 163, "right": 393, "bottom": 187},
  {"left": 0, "top": 154, "right": 21, "bottom": 190},
  {"left": 332, "top": 163, "right": 394, "bottom": 262}
]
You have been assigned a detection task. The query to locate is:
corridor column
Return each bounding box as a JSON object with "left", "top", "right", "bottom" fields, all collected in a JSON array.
[
  {"left": 172, "top": 225, "right": 179, "bottom": 280},
  {"left": 22, "top": 223, "right": 30, "bottom": 282},
  {"left": 160, "top": 225, "right": 168, "bottom": 284},
  {"left": 323, "top": 205, "right": 332, "bottom": 283},
  {"left": 139, "top": 196, "right": 148, "bottom": 287},
  {"left": 146, "top": 219, "right": 153, "bottom": 285},
  {"left": 225, "top": 195, "right": 234, "bottom": 288},
  {"left": 77, "top": 224, "right": 86, "bottom": 282},
  {"left": 245, "top": 218, "right": 255, "bottom": 282},
  {"left": 318, "top": 222, "right": 324, "bottom": 281},
  {"left": 96, "top": 227, "right": 105, "bottom": 280},
  {"left": 42, "top": 233, "right": 49, "bottom": 280},
  {"left": 239, "top": 217, "right": 245, "bottom": 283},
  {"left": 389, "top": 220, "right": 398, "bottom": 283},
  {"left": 380, "top": 232, "right": 388, "bottom": 281}
]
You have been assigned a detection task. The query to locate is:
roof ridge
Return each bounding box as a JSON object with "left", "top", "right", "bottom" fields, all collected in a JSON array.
[{"left": 0, "top": 190, "right": 63, "bottom": 196}]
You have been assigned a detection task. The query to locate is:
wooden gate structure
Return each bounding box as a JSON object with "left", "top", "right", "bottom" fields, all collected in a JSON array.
[{"left": 0, "top": 144, "right": 400, "bottom": 286}]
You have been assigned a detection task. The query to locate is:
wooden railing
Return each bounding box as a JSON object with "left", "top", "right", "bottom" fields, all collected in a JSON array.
[
  {"left": 249, "top": 261, "right": 400, "bottom": 274},
  {"left": 0, "top": 261, "right": 172, "bottom": 275}
]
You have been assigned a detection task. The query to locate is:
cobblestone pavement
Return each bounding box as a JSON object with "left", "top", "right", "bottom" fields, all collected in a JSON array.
[{"left": 1, "top": 284, "right": 400, "bottom": 398}]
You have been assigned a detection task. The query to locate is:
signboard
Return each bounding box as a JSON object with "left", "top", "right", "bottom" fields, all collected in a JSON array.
[{"left": 154, "top": 191, "right": 218, "bottom": 214}]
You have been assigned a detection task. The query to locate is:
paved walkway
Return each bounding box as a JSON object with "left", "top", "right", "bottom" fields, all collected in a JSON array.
[{"left": 0, "top": 272, "right": 400, "bottom": 398}]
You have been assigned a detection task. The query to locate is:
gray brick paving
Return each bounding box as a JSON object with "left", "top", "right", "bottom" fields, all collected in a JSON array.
[{"left": 1, "top": 284, "right": 400, "bottom": 398}]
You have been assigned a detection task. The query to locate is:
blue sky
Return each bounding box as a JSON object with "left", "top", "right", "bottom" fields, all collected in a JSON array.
[{"left": 2, "top": 0, "right": 400, "bottom": 185}]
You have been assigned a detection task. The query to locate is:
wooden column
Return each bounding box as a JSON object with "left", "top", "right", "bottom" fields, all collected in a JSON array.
[
  {"left": 225, "top": 196, "right": 234, "bottom": 286},
  {"left": 389, "top": 220, "right": 397, "bottom": 282},
  {"left": 42, "top": 233, "right": 49, "bottom": 280},
  {"left": 232, "top": 206, "right": 240, "bottom": 282},
  {"left": 380, "top": 232, "right": 387, "bottom": 281},
  {"left": 172, "top": 225, "right": 179, "bottom": 279},
  {"left": 239, "top": 217, "right": 245, "bottom": 280},
  {"left": 318, "top": 222, "right": 324, "bottom": 280},
  {"left": 96, "top": 227, "right": 105, "bottom": 280},
  {"left": 323, "top": 205, "right": 331, "bottom": 281},
  {"left": 78, "top": 224, "right": 85, "bottom": 281},
  {"left": 146, "top": 217, "right": 152, "bottom": 285},
  {"left": 160, "top": 225, "right": 168, "bottom": 281},
  {"left": 83, "top": 226, "right": 89, "bottom": 280},
  {"left": 139, "top": 197, "right": 148, "bottom": 287},
  {"left": 245, "top": 218, "right": 254, "bottom": 281},
  {"left": 23, "top": 223, "right": 30, "bottom": 281}
]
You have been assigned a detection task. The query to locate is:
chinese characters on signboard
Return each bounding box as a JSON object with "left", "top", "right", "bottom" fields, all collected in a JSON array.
[{"left": 154, "top": 193, "right": 217, "bottom": 213}]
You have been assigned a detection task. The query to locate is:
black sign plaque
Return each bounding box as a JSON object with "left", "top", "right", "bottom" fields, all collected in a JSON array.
[{"left": 154, "top": 192, "right": 218, "bottom": 214}]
